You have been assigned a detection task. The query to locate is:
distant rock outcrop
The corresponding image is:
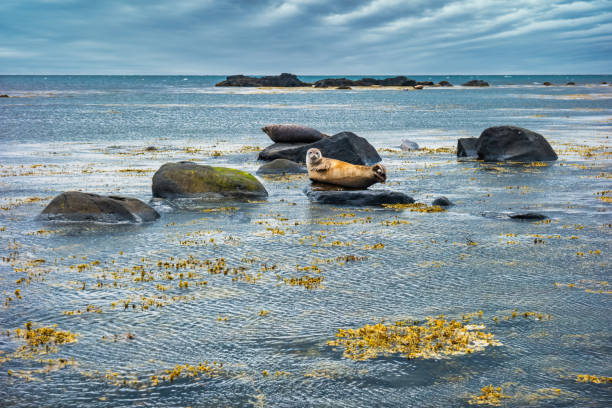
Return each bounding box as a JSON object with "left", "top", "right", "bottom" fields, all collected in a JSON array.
[
  {"left": 216, "top": 73, "right": 309, "bottom": 87},
  {"left": 462, "top": 80, "right": 490, "bottom": 87},
  {"left": 313, "top": 76, "right": 418, "bottom": 88}
]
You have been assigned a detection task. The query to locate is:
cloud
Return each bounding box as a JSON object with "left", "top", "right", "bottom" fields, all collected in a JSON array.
[{"left": 0, "top": 0, "right": 610, "bottom": 74}]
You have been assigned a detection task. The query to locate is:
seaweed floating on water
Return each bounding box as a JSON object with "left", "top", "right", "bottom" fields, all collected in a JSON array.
[{"left": 468, "top": 385, "right": 510, "bottom": 406}]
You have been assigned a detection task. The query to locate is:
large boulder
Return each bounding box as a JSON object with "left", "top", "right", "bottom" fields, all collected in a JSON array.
[
  {"left": 152, "top": 162, "right": 268, "bottom": 199},
  {"left": 261, "top": 124, "right": 326, "bottom": 143},
  {"left": 305, "top": 188, "right": 414, "bottom": 206},
  {"left": 476, "top": 126, "right": 557, "bottom": 162},
  {"left": 457, "top": 138, "right": 479, "bottom": 157},
  {"left": 256, "top": 159, "right": 307, "bottom": 175},
  {"left": 216, "top": 73, "right": 310, "bottom": 87},
  {"left": 258, "top": 132, "right": 381, "bottom": 165},
  {"left": 39, "top": 192, "right": 159, "bottom": 223},
  {"left": 462, "top": 80, "right": 489, "bottom": 87}
]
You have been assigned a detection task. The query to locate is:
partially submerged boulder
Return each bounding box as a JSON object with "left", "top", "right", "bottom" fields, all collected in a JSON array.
[
  {"left": 476, "top": 126, "right": 557, "bottom": 162},
  {"left": 400, "top": 140, "right": 419, "bottom": 151},
  {"left": 39, "top": 192, "right": 159, "bottom": 223},
  {"left": 305, "top": 188, "right": 414, "bottom": 206},
  {"left": 261, "top": 124, "right": 326, "bottom": 143},
  {"left": 152, "top": 162, "right": 267, "bottom": 199},
  {"left": 462, "top": 80, "right": 489, "bottom": 87},
  {"left": 216, "top": 73, "right": 309, "bottom": 87},
  {"left": 258, "top": 132, "right": 381, "bottom": 165},
  {"left": 432, "top": 196, "right": 453, "bottom": 207},
  {"left": 256, "top": 159, "right": 307, "bottom": 175},
  {"left": 509, "top": 212, "right": 548, "bottom": 221},
  {"left": 457, "top": 138, "right": 479, "bottom": 158},
  {"left": 438, "top": 81, "right": 453, "bottom": 87}
]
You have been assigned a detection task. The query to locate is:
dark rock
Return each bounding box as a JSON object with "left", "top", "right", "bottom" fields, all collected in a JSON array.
[
  {"left": 462, "top": 80, "right": 489, "bottom": 87},
  {"left": 39, "top": 191, "right": 160, "bottom": 223},
  {"left": 400, "top": 140, "right": 419, "bottom": 151},
  {"left": 261, "top": 124, "right": 326, "bottom": 143},
  {"left": 457, "top": 138, "right": 479, "bottom": 157},
  {"left": 566, "top": 82, "right": 575, "bottom": 85},
  {"left": 216, "top": 73, "right": 310, "bottom": 87},
  {"left": 145, "top": 146, "right": 157, "bottom": 151},
  {"left": 476, "top": 126, "right": 557, "bottom": 162},
  {"left": 305, "top": 188, "right": 414, "bottom": 206},
  {"left": 337, "top": 86, "right": 352, "bottom": 90},
  {"left": 256, "top": 159, "right": 307, "bottom": 175},
  {"left": 508, "top": 212, "right": 548, "bottom": 221},
  {"left": 0, "top": 94, "right": 9, "bottom": 98},
  {"left": 152, "top": 161, "right": 268, "bottom": 199},
  {"left": 432, "top": 196, "right": 453, "bottom": 207},
  {"left": 258, "top": 131, "right": 381, "bottom": 165},
  {"left": 438, "top": 81, "right": 453, "bottom": 87},
  {"left": 602, "top": 81, "right": 608, "bottom": 84},
  {"left": 416, "top": 81, "right": 434, "bottom": 86},
  {"left": 313, "top": 76, "right": 417, "bottom": 88},
  {"left": 543, "top": 82, "right": 552, "bottom": 86}
]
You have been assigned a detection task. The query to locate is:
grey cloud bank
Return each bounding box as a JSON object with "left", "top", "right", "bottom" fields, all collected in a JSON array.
[{"left": 1, "top": 0, "right": 611, "bottom": 74}]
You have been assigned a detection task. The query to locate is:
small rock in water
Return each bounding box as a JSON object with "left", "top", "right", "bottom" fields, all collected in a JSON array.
[
  {"left": 566, "top": 82, "right": 575, "bottom": 86},
  {"left": 432, "top": 196, "right": 453, "bottom": 207},
  {"left": 462, "top": 80, "right": 489, "bottom": 87},
  {"left": 145, "top": 146, "right": 157, "bottom": 151},
  {"left": 38, "top": 191, "right": 160, "bottom": 223},
  {"left": 543, "top": 82, "right": 553, "bottom": 86},
  {"left": 256, "top": 159, "right": 307, "bottom": 175},
  {"left": 305, "top": 188, "right": 414, "bottom": 206},
  {"left": 438, "top": 81, "right": 453, "bottom": 87},
  {"left": 508, "top": 213, "right": 548, "bottom": 221},
  {"left": 400, "top": 140, "right": 419, "bottom": 151}
]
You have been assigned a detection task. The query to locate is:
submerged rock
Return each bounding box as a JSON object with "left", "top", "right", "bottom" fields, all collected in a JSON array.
[
  {"left": 215, "top": 73, "right": 309, "bottom": 87},
  {"left": 258, "top": 131, "right": 381, "bottom": 165},
  {"left": 438, "top": 80, "right": 453, "bottom": 87},
  {"left": 305, "top": 188, "right": 414, "bottom": 206},
  {"left": 152, "top": 161, "right": 268, "bottom": 199},
  {"left": 400, "top": 140, "right": 419, "bottom": 151},
  {"left": 476, "top": 126, "right": 557, "bottom": 162},
  {"left": 508, "top": 212, "right": 548, "bottom": 221},
  {"left": 256, "top": 159, "right": 307, "bottom": 175},
  {"left": 566, "top": 82, "right": 576, "bottom": 85},
  {"left": 0, "top": 94, "right": 9, "bottom": 98},
  {"left": 462, "top": 80, "right": 489, "bottom": 87},
  {"left": 457, "top": 138, "right": 479, "bottom": 157},
  {"left": 543, "top": 82, "right": 552, "bottom": 86},
  {"left": 261, "top": 124, "right": 326, "bottom": 143},
  {"left": 39, "top": 191, "right": 160, "bottom": 223},
  {"left": 432, "top": 196, "right": 453, "bottom": 207}
]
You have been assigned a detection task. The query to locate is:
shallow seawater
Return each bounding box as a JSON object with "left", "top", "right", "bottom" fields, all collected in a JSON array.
[{"left": 0, "top": 75, "right": 611, "bottom": 407}]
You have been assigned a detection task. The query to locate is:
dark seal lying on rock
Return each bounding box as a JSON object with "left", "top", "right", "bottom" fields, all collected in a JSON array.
[
  {"left": 256, "top": 159, "right": 307, "bottom": 175},
  {"left": 152, "top": 162, "right": 268, "bottom": 200},
  {"left": 305, "top": 188, "right": 414, "bottom": 206},
  {"left": 261, "top": 124, "right": 327, "bottom": 143},
  {"left": 215, "top": 73, "right": 310, "bottom": 87},
  {"left": 462, "top": 80, "right": 489, "bottom": 87},
  {"left": 39, "top": 191, "right": 160, "bottom": 223},
  {"left": 258, "top": 131, "right": 381, "bottom": 166},
  {"left": 477, "top": 126, "right": 557, "bottom": 162},
  {"left": 306, "top": 148, "right": 386, "bottom": 189}
]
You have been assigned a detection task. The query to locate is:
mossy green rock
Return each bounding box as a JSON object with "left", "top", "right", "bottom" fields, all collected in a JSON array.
[{"left": 152, "top": 161, "right": 267, "bottom": 199}]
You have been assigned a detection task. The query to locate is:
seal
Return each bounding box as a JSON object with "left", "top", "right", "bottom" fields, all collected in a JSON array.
[{"left": 306, "top": 148, "right": 386, "bottom": 189}]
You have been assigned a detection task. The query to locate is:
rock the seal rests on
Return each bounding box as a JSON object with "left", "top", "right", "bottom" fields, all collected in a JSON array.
[
  {"left": 152, "top": 161, "right": 268, "bottom": 200},
  {"left": 306, "top": 148, "right": 386, "bottom": 189},
  {"left": 261, "top": 124, "right": 327, "bottom": 143},
  {"left": 305, "top": 188, "right": 414, "bottom": 206},
  {"left": 39, "top": 191, "right": 160, "bottom": 223}
]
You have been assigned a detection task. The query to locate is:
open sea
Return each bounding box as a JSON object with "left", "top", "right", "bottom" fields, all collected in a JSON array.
[{"left": 0, "top": 75, "right": 611, "bottom": 407}]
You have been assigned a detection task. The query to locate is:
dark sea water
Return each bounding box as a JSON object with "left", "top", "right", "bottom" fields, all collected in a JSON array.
[{"left": 0, "top": 75, "right": 611, "bottom": 407}]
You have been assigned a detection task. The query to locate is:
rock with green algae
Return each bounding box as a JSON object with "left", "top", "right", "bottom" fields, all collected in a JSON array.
[{"left": 152, "top": 161, "right": 268, "bottom": 200}]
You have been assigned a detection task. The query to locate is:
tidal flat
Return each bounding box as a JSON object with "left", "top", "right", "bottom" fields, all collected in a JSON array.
[{"left": 0, "top": 75, "right": 611, "bottom": 407}]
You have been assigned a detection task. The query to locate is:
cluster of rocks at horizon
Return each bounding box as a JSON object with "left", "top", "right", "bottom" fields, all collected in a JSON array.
[{"left": 38, "top": 124, "right": 557, "bottom": 223}]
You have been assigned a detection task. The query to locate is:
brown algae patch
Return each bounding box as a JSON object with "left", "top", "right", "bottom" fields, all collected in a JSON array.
[
  {"left": 328, "top": 316, "right": 500, "bottom": 361},
  {"left": 576, "top": 374, "right": 612, "bottom": 384},
  {"left": 468, "top": 384, "right": 510, "bottom": 406},
  {"left": 382, "top": 203, "right": 446, "bottom": 213},
  {"left": 5, "top": 321, "right": 78, "bottom": 358}
]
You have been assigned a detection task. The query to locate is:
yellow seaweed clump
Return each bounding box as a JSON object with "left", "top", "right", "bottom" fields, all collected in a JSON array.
[
  {"left": 468, "top": 385, "right": 510, "bottom": 406},
  {"left": 328, "top": 316, "right": 500, "bottom": 361},
  {"left": 576, "top": 374, "right": 612, "bottom": 384},
  {"left": 156, "top": 361, "right": 222, "bottom": 384},
  {"left": 9, "top": 321, "right": 78, "bottom": 356},
  {"left": 382, "top": 203, "right": 446, "bottom": 213},
  {"left": 280, "top": 274, "right": 324, "bottom": 290}
]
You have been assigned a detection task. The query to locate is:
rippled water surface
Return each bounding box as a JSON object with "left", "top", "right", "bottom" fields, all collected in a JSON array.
[{"left": 1, "top": 75, "right": 611, "bottom": 407}]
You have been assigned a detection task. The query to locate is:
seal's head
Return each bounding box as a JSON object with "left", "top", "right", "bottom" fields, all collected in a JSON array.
[
  {"left": 372, "top": 164, "right": 386, "bottom": 183},
  {"left": 306, "top": 148, "right": 323, "bottom": 166}
]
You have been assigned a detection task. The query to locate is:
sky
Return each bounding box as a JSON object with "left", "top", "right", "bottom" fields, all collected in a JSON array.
[{"left": 1, "top": 0, "right": 611, "bottom": 75}]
